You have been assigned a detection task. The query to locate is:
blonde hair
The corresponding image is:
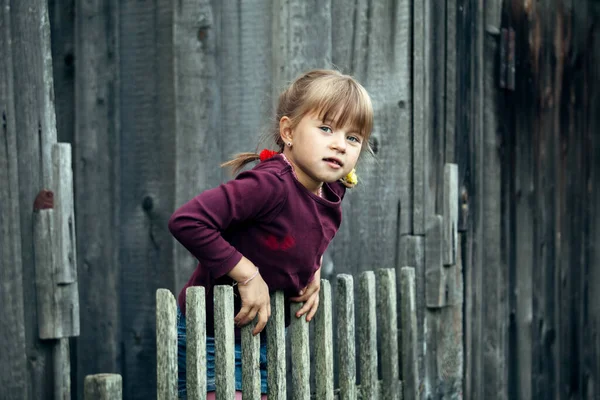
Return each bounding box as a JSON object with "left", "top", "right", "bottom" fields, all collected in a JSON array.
[{"left": 222, "top": 69, "right": 373, "bottom": 174}]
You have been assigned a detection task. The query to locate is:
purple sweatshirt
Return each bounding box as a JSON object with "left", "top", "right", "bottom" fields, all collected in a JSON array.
[{"left": 168, "top": 154, "right": 345, "bottom": 336}]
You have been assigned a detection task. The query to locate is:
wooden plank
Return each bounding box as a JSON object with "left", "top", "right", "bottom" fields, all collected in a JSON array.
[
  {"left": 425, "top": 215, "right": 446, "bottom": 308},
  {"left": 118, "top": 1, "right": 176, "bottom": 397},
  {"left": 513, "top": 77, "right": 534, "bottom": 400},
  {"left": 480, "top": 0, "right": 506, "bottom": 397},
  {"left": 290, "top": 302, "right": 311, "bottom": 400},
  {"left": 173, "top": 0, "right": 220, "bottom": 291},
  {"left": 376, "top": 269, "right": 400, "bottom": 400},
  {"left": 443, "top": 164, "right": 459, "bottom": 266},
  {"left": 53, "top": 338, "right": 71, "bottom": 400},
  {"left": 156, "top": 289, "right": 177, "bottom": 400},
  {"left": 431, "top": 0, "right": 446, "bottom": 216},
  {"left": 399, "top": 267, "right": 419, "bottom": 400},
  {"left": 267, "top": 291, "right": 286, "bottom": 399},
  {"left": 412, "top": 0, "right": 433, "bottom": 234},
  {"left": 84, "top": 374, "right": 123, "bottom": 400},
  {"left": 48, "top": 0, "right": 75, "bottom": 144},
  {"left": 185, "top": 287, "right": 206, "bottom": 398},
  {"left": 397, "top": 235, "right": 425, "bottom": 394},
  {"left": 0, "top": 4, "right": 28, "bottom": 397},
  {"left": 11, "top": 0, "right": 59, "bottom": 396},
  {"left": 358, "top": 272, "right": 378, "bottom": 400},
  {"left": 315, "top": 280, "right": 334, "bottom": 400},
  {"left": 73, "top": 1, "right": 121, "bottom": 398},
  {"left": 337, "top": 274, "right": 356, "bottom": 400},
  {"left": 242, "top": 320, "right": 262, "bottom": 398},
  {"left": 272, "top": 0, "right": 332, "bottom": 88},
  {"left": 213, "top": 286, "right": 235, "bottom": 399},
  {"left": 444, "top": 0, "right": 457, "bottom": 163}
]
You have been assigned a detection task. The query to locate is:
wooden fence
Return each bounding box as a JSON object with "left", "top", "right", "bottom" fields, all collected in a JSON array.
[{"left": 85, "top": 268, "right": 418, "bottom": 400}]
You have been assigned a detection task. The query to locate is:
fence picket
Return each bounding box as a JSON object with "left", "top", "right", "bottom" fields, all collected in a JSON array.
[
  {"left": 337, "top": 274, "right": 356, "bottom": 400},
  {"left": 377, "top": 269, "right": 401, "bottom": 400},
  {"left": 214, "top": 286, "right": 235, "bottom": 399},
  {"left": 242, "top": 320, "right": 261, "bottom": 398},
  {"left": 186, "top": 286, "right": 206, "bottom": 398},
  {"left": 290, "top": 302, "right": 310, "bottom": 400},
  {"left": 156, "top": 289, "right": 177, "bottom": 400},
  {"left": 400, "top": 267, "right": 419, "bottom": 400},
  {"left": 358, "top": 272, "right": 378, "bottom": 400},
  {"left": 315, "top": 280, "right": 334, "bottom": 400},
  {"left": 267, "top": 291, "right": 286, "bottom": 399}
]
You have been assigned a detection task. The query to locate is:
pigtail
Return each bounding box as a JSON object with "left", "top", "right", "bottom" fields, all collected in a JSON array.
[{"left": 220, "top": 152, "right": 261, "bottom": 175}]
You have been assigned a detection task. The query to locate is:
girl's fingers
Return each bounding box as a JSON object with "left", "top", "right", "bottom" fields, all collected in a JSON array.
[
  {"left": 253, "top": 305, "right": 269, "bottom": 335},
  {"left": 234, "top": 306, "right": 252, "bottom": 326},
  {"left": 306, "top": 297, "right": 319, "bottom": 322}
]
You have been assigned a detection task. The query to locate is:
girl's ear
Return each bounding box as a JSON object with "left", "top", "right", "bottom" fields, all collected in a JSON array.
[{"left": 279, "top": 116, "right": 293, "bottom": 143}]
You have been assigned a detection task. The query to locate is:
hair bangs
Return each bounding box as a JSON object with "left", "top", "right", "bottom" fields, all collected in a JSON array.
[{"left": 301, "top": 76, "right": 373, "bottom": 140}]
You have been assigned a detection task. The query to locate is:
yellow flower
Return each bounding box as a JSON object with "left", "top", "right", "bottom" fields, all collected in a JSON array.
[{"left": 342, "top": 169, "right": 358, "bottom": 187}]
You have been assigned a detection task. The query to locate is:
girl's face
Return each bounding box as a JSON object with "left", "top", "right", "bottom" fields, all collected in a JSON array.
[{"left": 280, "top": 111, "right": 364, "bottom": 194}]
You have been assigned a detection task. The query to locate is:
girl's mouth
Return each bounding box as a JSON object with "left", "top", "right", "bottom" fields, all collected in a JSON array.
[{"left": 323, "top": 158, "right": 343, "bottom": 169}]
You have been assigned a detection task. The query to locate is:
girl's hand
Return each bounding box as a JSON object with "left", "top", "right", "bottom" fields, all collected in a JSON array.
[
  {"left": 290, "top": 267, "right": 321, "bottom": 322},
  {"left": 229, "top": 258, "right": 271, "bottom": 335}
]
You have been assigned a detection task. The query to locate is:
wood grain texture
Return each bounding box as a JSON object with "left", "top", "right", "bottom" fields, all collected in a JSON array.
[
  {"left": 425, "top": 215, "right": 446, "bottom": 308},
  {"left": 0, "top": 3, "right": 28, "bottom": 397},
  {"left": 399, "top": 267, "right": 418, "bottom": 400},
  {"left": 315, "top": 280, "right": 334, "bottom": 400},
  {"left": 213, "top": 286, "right": 235, "bottom": 399},
  {"left": 290, "top": 302, "right": 310, "bottom": 400},
  {"left": 443, "top": 164, "right": 458, "bottom": 266},
  {"left": 118, "top": 1, "right": 175, "bottom": 397},
  {"left": 155, "top": 289, "right": 177, "bottom": 400},
  {"left": 185, "top": 287, "right": 206, "bottom": 398},
  {"left": 337, "top": 274, "right": 356, "bottom": 400},
  {"left": 83, "top": 374, "right": 123, "bottom": 400},
  {"left": 10, "top": 0, "right": 59, "bottom": 396},
  {"left": 173, "top": 0, "right": 220, "bottom": 292},
  {"left": 241, "top": 320, "right": 262, "bottom": 398},
  {"left": 73, "top": 1, "right": 121, "bottom": 398},
  {"left": 53, "top": 339, "right": 71, "bottom": 400},
  {"left": 358, "top": 272, "right": 378, "bottom": 400},
  {"left": 267, "top": 291, "right": 286, "bottom": 400},
  {"left": 376, "top": 269, "right": 400, "bottom": 400}
]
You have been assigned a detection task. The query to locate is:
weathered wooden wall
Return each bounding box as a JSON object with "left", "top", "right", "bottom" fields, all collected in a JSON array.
[
  {"left": 2, "top": 0, "right": 599, "bottom": 399},
  {"left": 461, "top": 0, "right": 600, "bottom": 399}
]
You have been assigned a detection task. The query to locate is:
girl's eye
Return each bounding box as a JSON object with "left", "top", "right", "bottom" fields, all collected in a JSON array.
[
  {"left": 319, "top": 126, "right": 333, "bottom": 133},
  {"left": 347, "top": 135, "right": 362, "bottom": 144}
]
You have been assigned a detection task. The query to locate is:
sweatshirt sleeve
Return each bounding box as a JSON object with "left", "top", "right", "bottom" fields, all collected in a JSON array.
[{"left": 168, "top": 169, "right": 286, "bottom": 278}]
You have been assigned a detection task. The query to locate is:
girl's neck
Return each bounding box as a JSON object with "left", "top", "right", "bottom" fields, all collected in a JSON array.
[{"left": 280, "top": 151, "right": 323, "bottom": 197}]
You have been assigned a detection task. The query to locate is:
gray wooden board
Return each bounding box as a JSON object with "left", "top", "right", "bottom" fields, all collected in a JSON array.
[
  {"left": 0, "top": 4, "right": 28, "bottom": 396},
  {"left": 48, "top": 0, "right": 75, "bottom": 145},
  {"left": 399, "top": 267, "right": 418, "bottom": 400},
  {"left": 315, "top": 280, "right": 334, "bottom": 400},
  {"left": 376, "top": 269, "right": 399, "bottom": 400},
  {"left": 173, "top": 0, "right": 221, "bottom": 292},
  {"left": 186, "top": 287, "right": 207, "bottom": 398},
  {"left": 11, "top": 0, "right": 59, "bottom": 397},
  {"left": 358, "top": 272, "right": 378, "bottom": 399},
  {"left": 480, "top": 4, "right": 506, "bottom": 397},
  {"left": 331, "top": 0, "right": 412, "bottom": 275},
  {"left": 444, "top": 0, "right": 457, "bottom": 164},
  {"left": 337, "top": 275, "right": 356, "bottom": 400},
  {"left": 267, "top": 291, "right": 286, "bottom": 399},
  {"left": 431, "top": 0, "right": 446, "bottom": 217},
  {"left": 425, "top": 215, "right": 446, "bottom": 308},
  {"left": 213, "top": 286, "right": 235, "bottom": 398},
  {"left": 118, "top": 1, "right": 176, "bottom": 398},
  {"left": 73, "top": 1, "right": 121, "bottom": 398},
  {"left": 290, "top": 302, "right": 310, "bottom": 400},
  {"left": 397, "top": 235, "right": 425, "bottom": 395},
  {"left": 215, "top": 0, "right": 274, "bottom": 184},
  {"left": 84, "top": 374, "right": 123, "bottom": 400},
  {"left": 156, "top": 290, "right": 177, "bottom": 400},
  {"left": 513, "top": 84, "right": 534, "bottom": 400}
]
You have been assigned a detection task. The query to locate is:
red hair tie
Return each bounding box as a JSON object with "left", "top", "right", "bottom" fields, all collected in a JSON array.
[{"left": 259, "top": 149, "right": 278, "bottom": 161}]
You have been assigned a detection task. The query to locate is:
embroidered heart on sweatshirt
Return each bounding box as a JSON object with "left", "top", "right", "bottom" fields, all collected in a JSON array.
[{"left": 264, "top": 234, "right": 296, "bottom": 251}]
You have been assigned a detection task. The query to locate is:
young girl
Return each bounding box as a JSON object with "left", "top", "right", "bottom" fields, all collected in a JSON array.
[{"left": 169, "top": 69, "right": 373, "bottom": 399}]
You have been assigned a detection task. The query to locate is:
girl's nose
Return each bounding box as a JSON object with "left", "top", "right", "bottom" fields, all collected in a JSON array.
[{"left": 330, "top": 134, "right": 346, "bottom": 153}]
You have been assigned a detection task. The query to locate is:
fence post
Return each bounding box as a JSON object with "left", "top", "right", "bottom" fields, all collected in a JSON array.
[
  {"left": 156, "top": 289, "right": 177, "bottom": 400},
  {"left": 290, "top": 301, "right": 310, "bottom": 400},
  {"left": 84, "top": 374, "right": 122, "bottom": 400},
  {"left": 186, "top": 286, "right": 206, "bottom": 398},
  {"left": 214, "top": 285, "right": 235, "bottom": 399},
  {"left": 242, "top": 318, "right": 261, "bottom": 397},
  {"left": 337, "top": 274, "right": 356, "bottom": 400},
  {"left": 315, "top": 279, "right": 334, "bottom": 400},
  {"left": 377, "top": 269, "right": 400, "bottom": 400},
  {"left": 400, "top": 267, "right": 419, "bottom": 399},
  {"left": 267, "top": 291, "right": 286, "bottom": 399},
  {"left": 358, "top": 272, "right": 378, "bottom": 399}
]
